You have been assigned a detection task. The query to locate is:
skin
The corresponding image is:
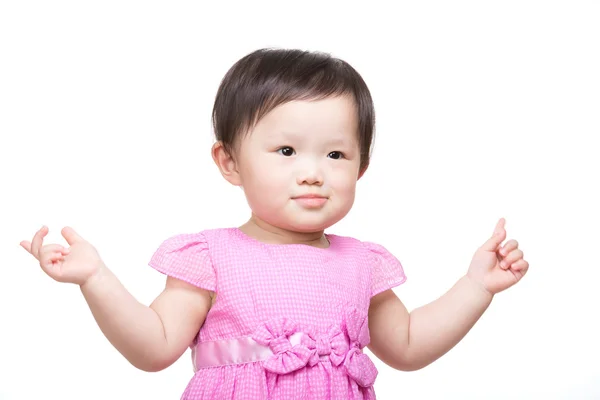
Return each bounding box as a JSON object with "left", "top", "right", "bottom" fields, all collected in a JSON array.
[{"left": 20, "top": 95, "right": 529, "bottom": 373}]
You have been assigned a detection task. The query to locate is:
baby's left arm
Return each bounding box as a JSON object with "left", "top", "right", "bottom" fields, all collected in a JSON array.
[{"left": 367, "top": 218, "right": 529, "bottom": 371}]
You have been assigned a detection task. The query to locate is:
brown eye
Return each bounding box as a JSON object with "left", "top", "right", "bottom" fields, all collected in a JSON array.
[
  {"left": 328, "top": 151, "right": 344, "bottom": 160},
  {"left": 278, "top": 147, "right": 295, "bottom": 156}
]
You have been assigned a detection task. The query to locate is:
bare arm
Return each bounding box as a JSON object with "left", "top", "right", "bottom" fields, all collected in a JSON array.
[
  {"left": 367, "top": 219, "right": 531, "bottom": 371},
  {"left": 81, "top": 264, "right": 212, "bottom": 372},
  {"left": 20, "top": 226, "right": 212, "bottom": 372},
  {"left": 367, "top": 275, "right": 492, "bottom": 371}
]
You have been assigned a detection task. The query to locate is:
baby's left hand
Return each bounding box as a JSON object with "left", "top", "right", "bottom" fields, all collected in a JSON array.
[{"left": 467, "top": 218, "right": 529, "bottom": 295}]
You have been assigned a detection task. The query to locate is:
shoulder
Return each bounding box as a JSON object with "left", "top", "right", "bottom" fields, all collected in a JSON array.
[
  {"left": 156, "top": 227, "right": 238, "bottom": 251},
  {"left": 149, "top": 229, "right": 239, "bottom": 292},
  {"left": 327, "top": 232, "right": 396, "bottom": 258},
  {"left": 329, "top": 233, "right": 407, "bottom": 295}
]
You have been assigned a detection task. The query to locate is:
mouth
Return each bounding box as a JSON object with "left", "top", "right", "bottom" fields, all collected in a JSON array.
[{"left": 292, "top": 194, "right": 328, "bottom": 208}]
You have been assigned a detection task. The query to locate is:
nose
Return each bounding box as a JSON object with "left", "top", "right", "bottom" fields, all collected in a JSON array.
[{"left": 296, "top": 161, "right": 324, "bottom": 186}]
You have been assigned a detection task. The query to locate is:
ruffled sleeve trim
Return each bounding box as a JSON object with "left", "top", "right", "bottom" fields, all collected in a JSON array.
[
  {"left": 149, "top": 231, "right": 216, "bottom": 292},
  {"left": 363, "top": 241, "right": 406, "bottom": 297}
]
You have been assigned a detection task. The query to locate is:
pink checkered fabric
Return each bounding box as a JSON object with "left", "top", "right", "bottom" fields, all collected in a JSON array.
[{"left": 149, "top": 228, "right": 406, "bottom": 400}]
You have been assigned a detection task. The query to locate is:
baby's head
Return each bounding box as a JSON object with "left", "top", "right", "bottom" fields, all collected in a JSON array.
[{"left": 211, "top": 48, "right": 375, "bottom": 234}]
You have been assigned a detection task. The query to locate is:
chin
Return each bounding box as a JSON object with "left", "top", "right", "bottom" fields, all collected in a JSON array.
[
  {"left": 255, "top": 205, "right": 350, "bottom": 233},
  {"left": 260, "top": 215, "right": 331, "bottom": 233},
  {"left": 285, "top": 214, "right": 345, "bottom": 233},
  {"left": 287, "top": 222, "right": 331, "bottom": 233}
]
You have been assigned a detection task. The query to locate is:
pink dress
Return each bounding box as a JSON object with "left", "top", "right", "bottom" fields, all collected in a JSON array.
[{"left": 149, "top": 228, "right": 406, "bottom": 400}]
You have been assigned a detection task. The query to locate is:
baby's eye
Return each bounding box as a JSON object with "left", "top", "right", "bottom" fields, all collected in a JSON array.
[
  {"left": 277, "top": 146, "right": 296, "bottom": 157},
  {"left": 328, "top": 151, "right": 344, "bottom": 160}
]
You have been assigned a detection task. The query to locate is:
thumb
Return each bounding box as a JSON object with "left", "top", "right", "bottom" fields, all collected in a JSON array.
[
  {"left": 480, "top": 218, "right": 506, "bottom": 252},
  {"left": 61, "top": 226, "right": 85, "bottom": 246}
]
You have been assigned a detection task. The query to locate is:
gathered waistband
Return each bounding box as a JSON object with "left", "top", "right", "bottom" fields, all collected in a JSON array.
[
  {"left": 192, "top": 332, "right": 304, "bottom": 371},
  {"left": 190, "top": 316, "right": 379, "bottom": 389}
]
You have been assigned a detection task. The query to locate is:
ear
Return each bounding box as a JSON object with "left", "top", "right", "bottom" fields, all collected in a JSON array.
[
  {"left": 212, "top": 141, "right": 242, "bottom": 186},
  {"left": 357, "top": 163, "right": 369, "bottom": 180}
]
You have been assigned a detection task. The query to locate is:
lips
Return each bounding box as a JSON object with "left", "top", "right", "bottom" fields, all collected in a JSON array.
[
  {"left": 294, "top": 194, "right": 327, "bottom": 199},
  {"left": 292, "top": 194, "right": 328, "bottom": 208}
]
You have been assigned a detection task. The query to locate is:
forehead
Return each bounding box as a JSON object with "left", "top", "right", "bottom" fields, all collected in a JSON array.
[{"left": 249, "top": 95, "right": 359, "bottom": 143}]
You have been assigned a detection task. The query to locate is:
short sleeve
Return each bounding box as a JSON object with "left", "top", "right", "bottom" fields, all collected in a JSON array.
[
  {"left": 364, "top": 241, "right": 407, "bottom": 297},
  {"left": 148, "top": 232, "right": 216, "bottom": 292}
]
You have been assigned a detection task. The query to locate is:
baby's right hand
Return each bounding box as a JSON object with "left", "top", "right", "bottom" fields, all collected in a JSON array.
[{"left": 20, "top": 226, "right": 104, "bottom": 286}]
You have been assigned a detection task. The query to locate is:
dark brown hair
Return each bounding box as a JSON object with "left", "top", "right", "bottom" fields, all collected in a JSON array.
[{"left": 212, "top": 48, "right": 375, "bottom": 172}]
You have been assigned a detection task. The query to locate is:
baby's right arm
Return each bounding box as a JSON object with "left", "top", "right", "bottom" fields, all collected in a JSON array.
[
  {"left": 21, "top": 226, "right": 211, "bottom": 372},
  {"left": 81, "top": 267, "right": 211, "bottom": 372}
]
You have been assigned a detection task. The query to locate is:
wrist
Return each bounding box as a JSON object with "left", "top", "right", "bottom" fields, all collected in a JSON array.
[
  {"left": 80, "top": 262, "right": 109, "bottom": 290},
  {"left": 464, "top": 274, "right": 494, "bottom": 302}
]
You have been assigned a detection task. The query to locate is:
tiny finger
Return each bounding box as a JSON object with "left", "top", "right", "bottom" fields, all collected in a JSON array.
[
  {"left": 482, "top": 228, "right": 506, "bottom": 252},
  {"left": 41, "top": 244, "right": 68, "bottom": 254},
  {"left": 39, "top": 244, "right": 66, "bottom": 268},
  {"left": 41, "top": 252, "right": 64, "bottom": 270},
  {"left": 20, "top": 241, "right": 32, "bottom": 254},
  {"left": 510, "top": 259, "right": 529, "bottom": 272},
  {"left": 503, "top": 249, "right": 524, "bottom": 266},
  {"left": 499, "top": 239, "right": 519, "bottom": 256},
  {"left": 31, "top": 226, "right": 48, "bottom": 258}
]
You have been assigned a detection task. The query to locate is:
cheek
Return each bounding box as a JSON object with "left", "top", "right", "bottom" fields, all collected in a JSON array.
[
  {"left": 339, "top": 180, "right": 358, "bottom": 203},
  {"left": 242, "top": 157, "right": 289, "bottom": 197},
  {"left": 331, "top": 169, "right": 359, "bottom": 209},
  {"left": 330, "top": 164, "right": 360, "bottom": 191}
]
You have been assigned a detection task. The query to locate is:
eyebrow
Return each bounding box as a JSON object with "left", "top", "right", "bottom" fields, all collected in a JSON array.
[
  {"left": 277, "top": 131, "right": 303, "bottom": 140},
  {"left": 275, "top": 131, "right": 355, "bottom": 147},
  {"left": 327, "top": 137, "right": 354, "bottom": 147}
]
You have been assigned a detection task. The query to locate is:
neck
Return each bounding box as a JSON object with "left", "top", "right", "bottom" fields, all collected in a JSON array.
[{"left": 239, "top": 214, "right": 329, "bottom": 248}]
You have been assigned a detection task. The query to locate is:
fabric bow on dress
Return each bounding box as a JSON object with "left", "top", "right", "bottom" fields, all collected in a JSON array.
[{"left": 252, "top": 310, "right": 378, "bottom": 391}]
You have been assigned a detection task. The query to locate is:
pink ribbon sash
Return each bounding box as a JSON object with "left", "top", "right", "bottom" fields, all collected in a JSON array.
[
  {"left": 192, "top": 314, "right": 378, "bottom": 389},
  {"left": 192, "top": 332, "right": 303, "bottom": 371}
]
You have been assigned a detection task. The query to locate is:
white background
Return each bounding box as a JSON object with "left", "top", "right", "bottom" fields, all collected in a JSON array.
[{"left": 1, "top": 1, "right": 599, "bottom": 399}]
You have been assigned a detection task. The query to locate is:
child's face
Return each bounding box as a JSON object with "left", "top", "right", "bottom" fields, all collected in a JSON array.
[{"left": 235, "top": 95, "right": 362, "bottom": 233}]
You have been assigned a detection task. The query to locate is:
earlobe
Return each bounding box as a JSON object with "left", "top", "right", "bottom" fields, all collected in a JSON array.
[
  {"left": 357, "top": 163, "right": 369, "bottom": 180},
  {"left": 211, "top": 141, "right": 242, "bottom": 186}
]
